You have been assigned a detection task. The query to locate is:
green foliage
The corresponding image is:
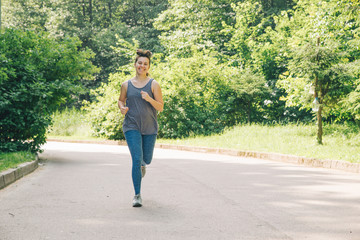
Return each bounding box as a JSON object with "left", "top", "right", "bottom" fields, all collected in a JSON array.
[
  {"left": 0, "top": 28, "right": 98, "bottom": 152},
  {"left": 48, "top": 108, "right": 93, "bottom": 138},
  {"left": 83, "top": 36, "right": 141, "bottom": 140},
  {"left": 118, "top": 0, "right": 168, "bottom": 52},
  {"left": 154, "top": 0, "right": 241, "bottom": 57},
  {"left": 276, "top": 0, "right": 360, "bottom": 117},
  {"left": 85, "top": 48, "right": 244, "bottom": 139},
  {"left": 159, "top": 122, "right": 360, "bottom": 163},
  {"left": 152, "top": 50, "right": 240, "bottom": 138},
  {"left": 342, "top": 64, "right": 360, "bottom": 121},
  {"left": 3, "top": 0, "right": 360, "bottom": 144},
  {"left": 230, "top": 68, "right": 270, "bottom": 123},
  {"left": 223, "top": 0, "right": 265, "bottom": 65},
  {"left": 278, "top": 40, "right": 354, "bottom": 113},
  {"left": 3, "top": 0, "right": 168, "bottom": 106},
  {"left": 0, "top": 151, "right": 36, "bottom": 172},
  {"left": 84, "top": 72, "right": 128, "bottom": 140},
  {"left": 221, "top": 0, "right": 310, "bottom": 123},
  {"left": 270, "top": 0, "right": 360, "bottom": 143}
]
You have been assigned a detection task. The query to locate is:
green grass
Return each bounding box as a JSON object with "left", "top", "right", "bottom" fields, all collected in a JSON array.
[
  {"left": 48, "top": 109, "right": 360, "bottom": 163},
  {"left": 157, "top": 123, "right": 360, "bottom": 163},
  {"left": 47, "top": 107, "right": 95, "bottom": 139},
  {"left": 0, "top": 152, "right": 36, "bottom": 172}
]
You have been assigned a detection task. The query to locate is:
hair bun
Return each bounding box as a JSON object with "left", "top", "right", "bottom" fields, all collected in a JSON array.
[{"left": 136, "top": 49, "right": 152, "bottom": 58}]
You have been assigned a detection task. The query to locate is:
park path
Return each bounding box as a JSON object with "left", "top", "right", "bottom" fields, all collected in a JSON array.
[{"left": 0, "top": 141, "right": 360, "bottom": 240}]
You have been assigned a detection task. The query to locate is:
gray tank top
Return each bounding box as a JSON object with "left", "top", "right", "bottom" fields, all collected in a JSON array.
[{"left": 122, "top": 78, "right": 158, "bottom": 135}]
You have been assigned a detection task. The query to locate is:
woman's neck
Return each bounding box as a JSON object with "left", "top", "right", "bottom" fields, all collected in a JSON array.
[{"left": 135, "top": 74, "right": 148, "bottom": 82}]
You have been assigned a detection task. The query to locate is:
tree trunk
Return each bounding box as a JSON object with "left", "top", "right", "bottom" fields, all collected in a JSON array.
[
  {"left": 314, "top": 80, "right": 323, "bottom": 145},
  {"left": 82, "top": 0, "right": 86, "bottom": 18},
  {"left": 108, "top": 2, "right": 112, "bottom": 23},
  {"left": 317, "top": 105, "right": 323, "bottom": 144},
  {"left": 89, "top": 0, "right": 93, "bottom": 23},
  {"left": 315, "top": 37, "right": 323, "bottom": 144},
  {"left": 247, "top": 101, "right": 251, "bottom": 124}
]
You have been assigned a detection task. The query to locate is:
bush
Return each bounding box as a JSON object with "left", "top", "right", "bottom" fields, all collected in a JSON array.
[
  {"left": 0, "top": 28, "right": 98, "bottom": 152},
  {"left": 153, "top": 51, "right": 241, "bottom": 138},
  {"left": 86, "top": 50, "right": 242, "bottom": 139},
  {"left": 84, "top": 72, "right": 127, "bottom": 140},
  {"left": 48, "top": 107, "right": 93, "bottom": 138}
]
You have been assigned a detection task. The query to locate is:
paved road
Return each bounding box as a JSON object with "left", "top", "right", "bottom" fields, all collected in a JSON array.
[{"left": 1, "top": 142, "right": 360, "bottom": 240}]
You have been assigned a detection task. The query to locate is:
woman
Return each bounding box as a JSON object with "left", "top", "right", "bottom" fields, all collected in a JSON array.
[{"left": 118, "top": 49, "right": 164, "bottom": 207}]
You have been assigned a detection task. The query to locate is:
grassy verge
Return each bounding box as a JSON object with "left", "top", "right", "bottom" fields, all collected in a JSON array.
[
  {"left": 48, "top": 109, "right": 360, "bottom": 163},
  {"left": 157, "top": 123, "right": 360, "bottom": 163},
  {"left": 0, "top": 152, "right": 36, "bottom": 172},
  {"left": 47, "top": 107, "right": 95, "bottom": 140}
]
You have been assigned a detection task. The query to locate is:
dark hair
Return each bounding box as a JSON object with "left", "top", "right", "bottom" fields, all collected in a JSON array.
[{"left": 135, "top": 49, "right": 152, "bottom": 66}]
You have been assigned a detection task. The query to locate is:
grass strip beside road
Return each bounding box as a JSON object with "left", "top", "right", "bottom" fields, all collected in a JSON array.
[
  {"left": 47, "top": 109, "right": 360, "bottom": 164},
  {"left": 157, "top": 123, "right": 360, "bottom": 163},
  {"left": 0, "top": 152, "right": 36, "bottom": 172}
]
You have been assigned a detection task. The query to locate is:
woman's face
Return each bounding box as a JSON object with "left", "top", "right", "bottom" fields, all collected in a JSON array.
[{"left": 135, "top": 57, "right": 150, "bottom": 76}]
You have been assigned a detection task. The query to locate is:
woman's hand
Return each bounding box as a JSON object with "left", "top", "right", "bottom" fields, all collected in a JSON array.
[
  {"left": 120, "top": 106, "right": 129, "bottom": 115},
  {"left": 141, "top": 81, "right": 164, "bottom": 112},
  {"left": 141, "top": 91, "right": 151, "bottom": 102}
]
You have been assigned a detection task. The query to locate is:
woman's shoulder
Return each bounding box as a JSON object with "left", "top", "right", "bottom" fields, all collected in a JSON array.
[
  {"left": 122, "top": 79, "right": 132, "bottom": 88},
  {"left": 150, "top": 79, "right": 161, "bottom": 92},
  {"left": 150, "top": 78, "right": 160, "bottom": 85}
]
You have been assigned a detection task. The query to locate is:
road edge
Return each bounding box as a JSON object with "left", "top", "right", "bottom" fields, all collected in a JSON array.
[
  {"left": 156, "top": 143, "right": 360, "bottom": 173},
  {"left": 47, "top": 138, "right": 360, "bottom": 174},
  {"left": 0, "top": 155, "right": 39, "bottom": 190}
]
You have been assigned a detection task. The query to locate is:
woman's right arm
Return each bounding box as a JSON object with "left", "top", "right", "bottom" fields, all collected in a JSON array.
[{"left": 118, "top": 81, "right": 129, "bottom": 115}]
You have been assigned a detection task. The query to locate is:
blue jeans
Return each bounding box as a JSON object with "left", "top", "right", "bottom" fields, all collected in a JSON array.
[{"left": 124, "top": 130, "right": 157, "bottom": 195}]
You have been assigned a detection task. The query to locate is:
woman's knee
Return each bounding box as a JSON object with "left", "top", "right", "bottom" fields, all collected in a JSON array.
[{"left": 142, "top": 134, "right": 157, "bottom": 164}]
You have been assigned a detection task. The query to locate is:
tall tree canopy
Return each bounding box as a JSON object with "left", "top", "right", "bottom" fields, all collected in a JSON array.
[
  {"left": 2, "top": 0, "right": 168, "bottom": 98},
  {"left": 2, "top": 0, "right": 360, "bottom": 144}
]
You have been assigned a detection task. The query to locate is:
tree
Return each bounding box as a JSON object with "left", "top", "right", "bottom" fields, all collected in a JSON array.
[
  {"left": 119, "top": 0, "right": 168, "bottom": 52},
  {"left": 282, "top": 38, "right": 353, "bottom": 144},
  {"left": 153, "top": 50, "right": 240, "bottom": 138},
  {"left": 222, "top": 0, "right": 307, "bottom": 123},
  {"left": 230, "top": 68, "right": 270, "bottom": 123},
  {"left": 0, "top": 29, "right": 98, "bottom": 152},
  {"left": 154, "top": 0, "right": 241, "bottom": 57},
  {"left": 3, "top": 0, "right": 168, "bottom": 106},
  {"left": 276, "top": 0, "right": 358, "bottom": 144}
]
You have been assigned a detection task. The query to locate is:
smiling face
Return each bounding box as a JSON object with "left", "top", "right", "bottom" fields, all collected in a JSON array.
[{"left": 135, "top": 56, "right": 150, "bottom": 77}]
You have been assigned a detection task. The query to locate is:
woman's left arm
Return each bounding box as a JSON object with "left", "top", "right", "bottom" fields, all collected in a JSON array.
[{"left": 140, "top": 80, "right": 164, "bottom": 112}]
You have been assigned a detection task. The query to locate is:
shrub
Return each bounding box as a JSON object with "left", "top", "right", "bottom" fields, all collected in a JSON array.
[
  {"left": 153, "top": 51, "right": 240, "bottom": 138},
  {"left": 84, "top": 72, "right": 127, "bottom": 140},
  {"left": 86, "top": 50, "right": 242, "bottom": 139},
  {"left": 0, "top": 28, "right": 98, "bottom": 152}
]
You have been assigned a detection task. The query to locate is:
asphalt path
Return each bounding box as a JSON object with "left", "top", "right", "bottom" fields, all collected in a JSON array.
[{"left": 1, "top": 142, "right": 360, "bottom": 240}]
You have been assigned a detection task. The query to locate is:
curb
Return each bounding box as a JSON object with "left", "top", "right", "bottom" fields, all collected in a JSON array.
[
  {"left": 47, "top": 139, "right": 359, "bottom": 174},
  {"left": 155, "top": 144, "right": 360, "bottom": 174},
  {"left": 47, "top": 138, "right": 127, "bottom": 146},
  {"left": 0, "top": 155, "right": 39, "bottom": 190}
]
